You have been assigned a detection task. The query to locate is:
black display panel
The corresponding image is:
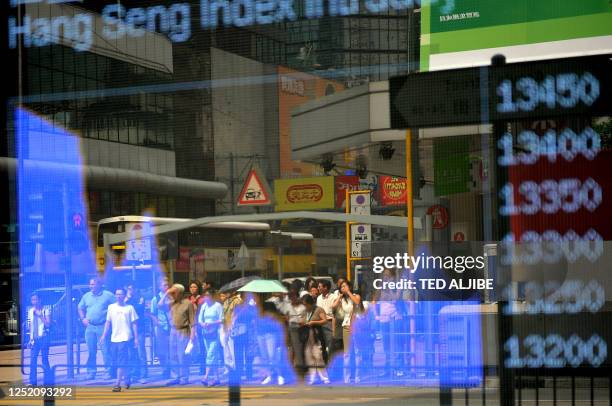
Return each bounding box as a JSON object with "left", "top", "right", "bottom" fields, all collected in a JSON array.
[{"left": 390, "top": 55, "right": 612, "bottom": 128}]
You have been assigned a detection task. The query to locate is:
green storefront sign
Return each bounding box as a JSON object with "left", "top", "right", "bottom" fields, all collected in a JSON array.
[{"left": 421, "top": 0, "right": 612, "bottom": 71}]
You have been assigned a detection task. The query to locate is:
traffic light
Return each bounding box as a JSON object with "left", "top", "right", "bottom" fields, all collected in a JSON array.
[{"left": 69, "top": 212, "right": 88, "bottom": 254}]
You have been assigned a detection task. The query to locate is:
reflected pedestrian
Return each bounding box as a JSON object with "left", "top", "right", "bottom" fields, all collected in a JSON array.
[
  {"left": 198, "top": 290, "right": 223, "bottom": 386},
  {"left": 231, "top": 293, "right": 256, "bottom": 382},
  {"left": 165, "top": 284, "right": 195, "bottom": 385},
  {"left": 126, "top": 283, "right": 147, "bottom": 383},
  {"left": 221, "top": 291, "right": 241, "bottom": 375},
  {"left": 78, "top": 278, "right": 115, "bottom": 380},
  {"left": 27, "top": 293, "right": 51, "bottom": 386},
  {"left": 203, "top": 280, "right": 214, "bottom": 294},
  {"left": 308, "top": 286, "right": 319, "bottom": 300},
  {"left": 301, "top": 295, "right": 330, "bottom": 385},
  {"left": 257, "top": 302, "right": 290, "bottom": 385},
  {"left": 188, "top": 280, "right": 205, "bottom": 374},
  {"left": 150, "top": 277, "right": 171, "bottom": 379},
  {"left": 316, "top": 279, "right": 337, "bottom": 361},
  {"left": 304, "top": 277, "right": 317, "bottom": 292},
  {"left": 335, "top": 277, "right": 347, "bottom": 294},
  {"left": 100, "top": 288, "right": 139, "bottom": 392},
  {"left": 283, "top": 290, "right": 306, "bottom": 375},
  {"left": 332, "top": 281, "right": 361, "bottom": 383},
  {"left": 372, "top": 268, "right": 402, "bottom": 377}
]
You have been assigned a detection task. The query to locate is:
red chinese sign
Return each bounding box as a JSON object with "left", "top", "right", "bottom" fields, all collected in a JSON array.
[
  {"left": 379, "top": 176, "right": 407, "bottom": 206},
  {"left": 334, "top": 176, "right": 360, "bottom": 208}
]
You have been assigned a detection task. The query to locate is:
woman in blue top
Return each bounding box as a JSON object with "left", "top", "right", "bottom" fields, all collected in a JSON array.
[{"left": 198, "top": 290, "right": 223, "bottom": 386}]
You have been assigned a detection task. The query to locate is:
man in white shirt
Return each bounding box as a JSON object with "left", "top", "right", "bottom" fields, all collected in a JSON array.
[
  {"left": 27, "top": 292, "right": 51, "bottom": 386},
  {"left": 315, "top": 279, "right": 337, "bottom": 358},
  {"left": 100, "top": 288, "right": 139, "bottom": 392}
]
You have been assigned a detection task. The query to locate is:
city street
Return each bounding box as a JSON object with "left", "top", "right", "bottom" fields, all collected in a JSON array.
[
  {"left": 0, "top": 342, "right": 464, "bottom": 405},
  {"left": 3, "top": 1, "right": 612, "bottom": 405}
]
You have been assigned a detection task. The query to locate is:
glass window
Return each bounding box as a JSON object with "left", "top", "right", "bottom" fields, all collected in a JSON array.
[
  {"left": 119, "top": 118, "right": 129, "bottom": 144},
  {"left": 86, "top": 54, "right": 97, "bottom": 80},
  {"left": 63, "top": 47, "right": 74, "bottom": 74}
]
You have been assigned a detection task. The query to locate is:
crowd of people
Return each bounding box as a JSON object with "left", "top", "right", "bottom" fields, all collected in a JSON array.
[{"left": 27, "top": 269, "right": 413, "bottom": 391}]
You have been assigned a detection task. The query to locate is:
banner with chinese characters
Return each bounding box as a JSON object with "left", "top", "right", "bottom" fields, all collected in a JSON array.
[
  {"left": 379, "top": 176, "right": 407, "bottom": 206},
  {"left": 274, "top": 177, "right": 335, "bottom": 211}
]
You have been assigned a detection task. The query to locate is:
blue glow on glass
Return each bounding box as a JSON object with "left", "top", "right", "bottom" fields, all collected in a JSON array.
[
  {"left": 17, "top": 107, "right": 96, "bottom": 365},
  {"left": 17, "top": 108, "right": 95, "bottom": 276}
]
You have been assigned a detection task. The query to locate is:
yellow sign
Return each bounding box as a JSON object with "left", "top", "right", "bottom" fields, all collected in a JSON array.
[{"left": 274, "top": 177, "right": 335, "bottom": 211}]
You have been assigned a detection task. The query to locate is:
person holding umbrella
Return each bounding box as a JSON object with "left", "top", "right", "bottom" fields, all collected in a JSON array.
[{"left": 235, "top": 280, "right": 294, "bottom": 385}]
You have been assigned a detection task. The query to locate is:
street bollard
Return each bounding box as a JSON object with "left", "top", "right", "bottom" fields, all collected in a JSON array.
[
  {"left": 228, "top": 367, "right": 241, "bottom": 406},
  {"left": 43, "top": 366, "right": 56, "bottom": 406}
]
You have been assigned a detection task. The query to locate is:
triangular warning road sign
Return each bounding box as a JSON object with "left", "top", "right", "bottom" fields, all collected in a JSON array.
[{"left": 237, "top": 168, "right": 272, "bottom": 206}]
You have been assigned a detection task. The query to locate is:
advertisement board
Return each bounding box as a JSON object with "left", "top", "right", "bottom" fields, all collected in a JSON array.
[
  {"left": 334, "top": 175, "right": 360, "bottom": 208},
  {"left": 274, "top": 176, "right": 335, "bottom": 211},
  {"left": 420, "top": 0, "right": 612, "bottom": 71},
  {"left": 379, "top": 176, "right": 407, "bottom": 206}
]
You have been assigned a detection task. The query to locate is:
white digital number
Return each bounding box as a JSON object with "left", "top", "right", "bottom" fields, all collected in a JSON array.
[
  {"left": 501, "top": 280, "right": 605, "bottom": 315},
  {"left": 497, "top": 127, "right": 601, "bottom": 167},
  {"left": 504, "top": 334, "right": 607, "bottom": 368},
  {"left": 500, "top": 229, "right": 603, "bottom": 265},
  {"left": 497, "top": 72, "right": 600, "bottom": 113},
  {"left": 499, "top": 178, "right": 601, "bottom": 216}
]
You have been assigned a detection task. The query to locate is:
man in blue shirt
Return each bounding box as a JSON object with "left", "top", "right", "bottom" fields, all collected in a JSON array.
[
  {"left": 78, "top": 278, "right": 115, "bottom": 380},
  {"left": 150, "top": 277, "right": 171, "bottom": 379}
]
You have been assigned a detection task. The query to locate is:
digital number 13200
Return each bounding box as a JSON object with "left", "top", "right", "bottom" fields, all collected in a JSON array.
[{"left": 504, "top": 334, "right": 607, "bottom": 368}]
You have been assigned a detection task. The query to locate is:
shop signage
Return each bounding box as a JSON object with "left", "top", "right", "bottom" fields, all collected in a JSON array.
[
  {"left": 379, "top": 176, "right": 407, "bottom": 206},
  {"left": 335, "top": 176, "right": 360, "bottom": 208},
  {"left": 274, "top": 176, "right": 334, "bottom": 211},
  {"left": 280, "top": 75, "right": 305, "bottom": 96}
]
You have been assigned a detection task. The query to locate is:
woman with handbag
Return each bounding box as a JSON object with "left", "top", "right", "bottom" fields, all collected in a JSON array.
[{"left": 300, "top": 295, "right": 330, "bottom": 385}]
